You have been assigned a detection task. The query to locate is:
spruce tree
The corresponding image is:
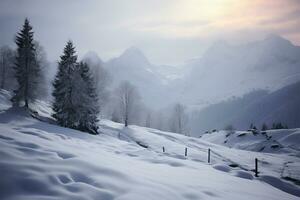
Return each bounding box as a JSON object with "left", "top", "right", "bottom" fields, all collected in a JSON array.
[
  {"left": 52, "top": 42, "right": 99, "bottom": 134},
  {"left": 12, "top": 18, "right": 40, "bottom": 108},
  {"left": 52, "top": 41, "right": 78, "bottom": 128},
  {"left": 76, "top": 62, "right": 99, "bottom": 134}
]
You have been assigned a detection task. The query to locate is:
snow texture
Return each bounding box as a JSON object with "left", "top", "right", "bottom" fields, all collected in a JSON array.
[{"left": 0, "top": 92, "right": 299, "bottom": 199}]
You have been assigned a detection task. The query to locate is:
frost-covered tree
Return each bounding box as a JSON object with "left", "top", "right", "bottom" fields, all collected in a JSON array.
[
  {"left": 0, "top": 46, "right": 16, "bottom": 90},
  {"left": 52, "top": 42, "right": 99, "bottom": 134},
  {"left": 52, "top": 41, "right": 78, "bottom": 128},
  {"left": 115, "top": 81, "right": 140, "bottom": 127},
  {"left": 11, "top": 18, "right": 41, "bottom": 108},
  {"left": 76, "top": 62, "right": 99, "bottom": 134},
  {"left": 272, "top": 122, "right": 287, "bottom": 130},
  {"left": 169, "top": 103, "right": 189, "bottom": 135},
  {"left": 82, "top": 55, "right": 110, "bottom": 115}
]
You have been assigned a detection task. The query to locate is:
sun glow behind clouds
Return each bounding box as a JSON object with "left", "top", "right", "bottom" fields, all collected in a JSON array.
[
  {"left": 130, "top": 0, "right": 300, "bottom": 41},
  {"left": 0, "top": 0, "right": 299, "bottom": 64},
  {"left": 175, "top": 0, "right": 233, "bottom": 20}
]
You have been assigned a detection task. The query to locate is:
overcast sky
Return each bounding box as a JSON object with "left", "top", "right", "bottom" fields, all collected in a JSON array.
[{"left": 0, "top": 0, "right": 299, "bottom": 65}]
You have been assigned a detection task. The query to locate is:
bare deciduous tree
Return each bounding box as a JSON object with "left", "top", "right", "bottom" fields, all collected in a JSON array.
[
  {"left": 34, "top": 41, "right": 49, "bottom": 99},
  {"left": 169, "top": 103, "right": 189, "bottom": 135},
  {"left": 115, "top": 81, "right": 140, "bottom": 127}
]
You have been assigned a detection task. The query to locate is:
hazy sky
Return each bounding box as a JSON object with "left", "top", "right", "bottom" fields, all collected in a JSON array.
[{"left": 0, "top": 0, "right": 299, "bottom": 65}]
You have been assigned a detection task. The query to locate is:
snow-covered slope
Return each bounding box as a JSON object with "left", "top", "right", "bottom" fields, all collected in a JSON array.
[
  {"left": 191, "top": 81, "right": 300, "bottom": 133},
  {"left": 0, "top": 94, "right": 300, "bottom": 199},
  {"left": 201, "top": 129, "right": 300, "bottom": 154}
]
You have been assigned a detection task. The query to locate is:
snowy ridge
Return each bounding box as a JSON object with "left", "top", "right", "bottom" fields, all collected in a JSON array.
[
  {"left": 83, "top": 35, "right": 300, "bottom": 108},
  {"left": 172, "top": 35, "right": 300, "bottom": 106},
  {"left": 0, "top": 94, "right": 300, "bottom": 199},
  {"left": 201, "top": 129, "right": 300, "bottom": 154}
]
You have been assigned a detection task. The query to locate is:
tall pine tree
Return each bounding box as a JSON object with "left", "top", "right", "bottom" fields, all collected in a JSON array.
[
  {"left": 12, "top": 18, "right": 41, "bottom": 108},
  {"left": 52, "top": 42, "right": 99, "bottom": 134},
  {"left": 52, "top": 41, "right": 78, "bottom": 128}
]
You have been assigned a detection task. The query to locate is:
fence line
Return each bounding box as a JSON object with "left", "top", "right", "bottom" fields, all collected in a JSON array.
[
  {"left": 116, "top": 131, "right": 259, "bottom": 177},
  {"left": 209, "top": 149, "right": 253, "bottom": 172}
]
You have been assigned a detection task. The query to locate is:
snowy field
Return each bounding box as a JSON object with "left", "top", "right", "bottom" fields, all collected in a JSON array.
[{"left": 0, "top": 91, "right": 300, "bottom": 199}]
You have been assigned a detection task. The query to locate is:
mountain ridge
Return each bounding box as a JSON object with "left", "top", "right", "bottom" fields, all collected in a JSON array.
[{"left": 83, "top": 34, "right": 300, "bottom": 108}]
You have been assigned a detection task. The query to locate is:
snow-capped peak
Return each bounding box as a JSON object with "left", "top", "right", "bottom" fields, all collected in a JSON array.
[
  {"left": 119, "top": 46, "right": 150, "bottom": 65},
  {"left": 82, "top": 51, "right": 103, "bottom": 65}
]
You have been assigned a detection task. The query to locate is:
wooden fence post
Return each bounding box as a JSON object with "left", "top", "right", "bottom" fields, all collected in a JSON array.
[
  {"left": 255, "top": 158, "right": 258, "bottom": 177},
  {"left": 163, "top": 146, "right": 165, "bottom": 153},
  {"left": 185, "top": 147, "right": 187, "bottom": 157},
  {"left": 208, "top": 148, "right": 211, "bottom": 163}
]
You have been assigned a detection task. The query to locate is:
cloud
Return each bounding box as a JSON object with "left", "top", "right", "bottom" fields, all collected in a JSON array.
[
  {"left": 259, "top": 10, "right": 300, "bottom": 25},
  {"left": 0, "top": 0, "right": 299, "bottom": 64}
]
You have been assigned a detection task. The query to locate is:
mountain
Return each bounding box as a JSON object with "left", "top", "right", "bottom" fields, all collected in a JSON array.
[
  {"left": 105, "top": 47, "right": 159, "bottom": 83},
  {"left": 177, "top": 34, "right": 300, "bottom": 107},
  {"left": 82, "top": 51, "right": 104, "bottom": 66},
  {"left": 84, "top": 35, "right": 300, "bottom": 110},
  {"left": 191, "top": 81, "right": 300, "bottom": 134},
  {"left": 104, "top": 47, "right": 175, "bottom": 107}
]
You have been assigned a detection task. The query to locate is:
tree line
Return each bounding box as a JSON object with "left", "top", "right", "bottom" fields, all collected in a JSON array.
[
  {"left": 0, "top": 19, "right": 99, "bottom": 134},
  {"left": 0, "top": 18, "right": 190, "bottom": 135}
]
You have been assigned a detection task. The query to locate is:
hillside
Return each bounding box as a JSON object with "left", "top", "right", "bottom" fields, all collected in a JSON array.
[
  {"left": 0, "top": 91, "right": 300, "bottom": 199},
  {"left": 191, "top": 81, "right": 300, "bottom": 134},
  {"left": 201, "top": 128, "right": 300, "bottom": 154}
]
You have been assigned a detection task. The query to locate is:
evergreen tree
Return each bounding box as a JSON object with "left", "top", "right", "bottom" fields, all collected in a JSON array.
[
  {"left": 76, "top": 62, "right": 99, "bottom": 134},
  {"left": 12, "top": 18, "right": 40, "bottom": 108},
  {"left": 271, "top": 122, "right": 286, "bottom": 129},
  {"left": 52, "top": 42, "right": 99, "bottom": 134},
  {"left": 276, "top": 122, "right": 283, "bottom": 129},
  {"left": 52, "top": 41, "right": 78, "bottom": 128},
  {"left": 261, "top": 123, "right": 268, "bottom": 131}
]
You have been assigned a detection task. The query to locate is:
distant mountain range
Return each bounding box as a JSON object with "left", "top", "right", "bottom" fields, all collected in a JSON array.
[
  {"left": 84, "top": 47, "right": 183, "bottom": 107},
  {"left": 84, "top": 34, "right": 300, "bottom": 109},
  {"left": 179, "top": 34, "right": 300, "bottom": 106}
]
